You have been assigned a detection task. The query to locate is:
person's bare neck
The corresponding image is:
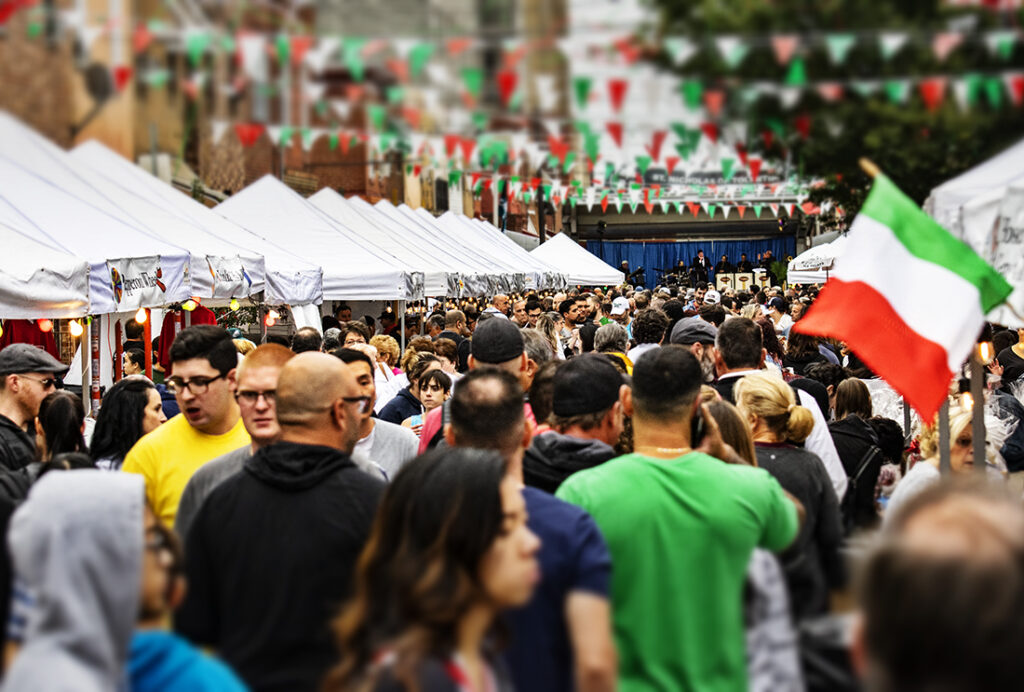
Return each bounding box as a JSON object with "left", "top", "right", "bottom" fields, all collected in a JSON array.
[
  {"left": 0, "top": 396, "right": 28, "bottom": 429},
  {"left": 632, "top": 417, "right": 691, "bottom": 457},
  {"left": 278, "top": 427, "right": 344, "bottom": 450},
  {"left": 359, "top": 416, "right": 375, "bottom": 440},
  {"left": 195, "top": 402, "right": 241, "bottom": 436},
  {"left": 456, "top": 604, "right": 494, "bottom": 688}
]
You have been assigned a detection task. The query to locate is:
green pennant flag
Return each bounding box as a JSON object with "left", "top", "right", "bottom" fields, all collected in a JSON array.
[
  {"left": 984, "top": 77, "right": 1004, "bottom": 108},
  {"left": 462, "top": 67, "right": 484, "bottom": 100},
  {"left": 278, "top": 126, "right": 294, "bottom": 146},
  {"left": 315, "top": 99, "right": 328, "bottom": 117},
  {"left": 741, "top": 184, "right": 755, "bottom": 196},
  {"left": 386, "top": 86, "right": 404, "bottom": 105},
  {"left": 635, "top": 155, "right": 652, "bottom": 176},
  {"left": 186, "top": 31, "right": 210, "bottom": 67},
  {"left": 328, "top": 133, "right": 339, "bottom": 151},
  {"left": 343, "top": 38, "right": 367, "bottom": 81},
  {"left": 406, "top": 164, "right": 414, "bottom": 176},
  {"left": 575, "top": 120, "right": 592, "bottom": 136},
  {"left": 963, "top": 73, "right": 983, "bottom": 107},
  {"left": 471, "top": 111, "right": 488, "bottom": 132},
  {"left": 785, "top": 57, "right": 807, "bottom": 87},
  {"left": 721, "top": 157, "right": 736, "bottom": 182},
  {"left": 449, "top": 170, "right": 462, "bottom": 187},
  {"left": 673, "top": 201, "right": 683, "bottom": 215},
  {"left": 604, "top": 162, "right": 615, "bottom": 182},
  {"left": 220, "top": 35, "right": 236, "bottom": 53},
  {"left": 379, "top": 132, "right": 395, "bottom": 151},
  {"left": 765, "top": 117, "right": 787, "bottom": 138},
  {"left": 26, "top": 21, "right": 42, "bottom": 38},
  {"left": 409, "top": 42, "right": 435, "bottom": 78},
  {"left": 274, "top": 34, "right": 290, "bottom": 65},
  {"left": 146, "top": 70, "right": 170, "bottom": 87},
  {"left": 367, "top": 104, "right": 387, "bottom": 131},
  {"left": 739, "top": 86, "right": 761, "bottom": 106},
  {"left": 573, "top": 76, "right": 592, "bottom": 110},
  {"left": 753, "top": 204, "right": 763, "bottom": 218},
  {"left": 824, "top": 34, "right": 857, "bottom": 65},
  {"left": 542, "top": 184, "right": 552, "bottom": 199},
  {"left": 567, "top": 195, "right": 576, "bottom": 208},
  {"left": 524, "top": 191, "right": 533, "bottom": 204},
  {"left": 681, "top": 80, "right": 703, "bottom": 109},
  {"left": 884, "top": 80, "right": 911, "bottom": 104},
  {"left": 301, "top": 127, "right": 314, "bottom": 149},
  {"left": 707, "top": 204, "right": 717, "bottom": 219},
  {"left": 584, "top": 132, "right": 600, "bottom": 163},
  {"left": 563, "top": 152, "right": 576, "bottom": 173}
]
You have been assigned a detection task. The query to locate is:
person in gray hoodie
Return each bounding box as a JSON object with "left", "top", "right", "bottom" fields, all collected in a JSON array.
[{"left": 523, "top": 354, "right": 627, "bottom": 494}]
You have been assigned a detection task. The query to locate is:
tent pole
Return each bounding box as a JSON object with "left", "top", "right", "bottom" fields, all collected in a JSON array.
[
  {"left": 114, "top": 319, "right": 123, "bottom": 381},
  {"left": 90, "top": 315, "right": 102, "bottom": 416},
  {"left": 400, "top": 302, "right": 406, "bottom": 353},
  {"left": 80, "top": 321, "right": 89, "bottom": 413},
  {"left": 938, "top": 399, "right": 951, "bottom": 475},
  {"left": 970, "top": 350, "right": 986, "bottom": 474},
  {"left": 143, "top": 309, "right": 153, "bottom": 380}
]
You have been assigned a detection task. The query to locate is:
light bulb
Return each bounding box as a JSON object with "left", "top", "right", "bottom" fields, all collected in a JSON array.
[
  {"left": 268, "top": 309, "right": 281, "bottom": 321},
  {"left": 960, "top": 391, "right": 974, "bottom": 411},
  {"left": 68, "top": 319, "right": 84, "bottom": 337},
  {"left": 135, "top": 307, "right": 148, "bottom": 324},
  {"left": 978, "top": 341, "right": 994, "bottom": 364},
  {"left": 264, "top": 314, "right": 277, "bottom": 327},
  {"left": 230, "top": 298, "right": 240, "bottom": 311},
  {"left": 0, "top": 322, "right": 4, "bottom": 339},
  {"left": 38, "top": 319, "right": 53, "bottom": 332},
  {"left": 182, "top": 299, "right": 197, "bottom": 312}
]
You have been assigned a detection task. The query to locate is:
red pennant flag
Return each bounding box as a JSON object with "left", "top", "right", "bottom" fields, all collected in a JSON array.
[
  {"left": 503, "top": 45, "right": 528, "bottom": 69},
  {"left": 700, "top": 123, "right": 719, "bottom": 143},
  {"left": 613, "top": 37, "right": 642, "bottom": 64},
  {"left": 497, "top": 69, "right": 518, "bottom": 107},
  {"left": 133, "top": 23, "right": 153, "bottom": 54},
  {"left": 646, "top": 130, "right": 667, "bottom": 162},
  {"left": 606, "top": 122, "right": 624, "bottom": 148},
  {"left": 413, "top": 165, "right": 422, "bottom": 177},
  {"left": 548, "top": 136, "right": 571, "bottom": 164},
  {"left": 735, "top": 143, "right": 748, "bottom": 166},
  {"left": 643, "top": 188, "right": 653, "bottom": 214},
  {"left": 817, "top": 82, "right": 844, "bottom": 102},
  {"left": 635, "top": 173, "right": 643, "bottom": 184},
  {"left": 340, "top": 132, "right": 352, "bottom": 155},
  {"left": 444, "top": 134, "right": 460, "bottom": 159},
  {"left": 918, "top": 77, "right": 947, "bottom": 112},
  {"left": 703, "top": 90, "right": 725, "bottom": 119},
  {"left": 737, "top": 206, "right": 747, "bottom": 219},
  {"left": 402, "top": 107, "right": 421, "bottom": 130},
  {"left": 471, "top": 172, "right": 482, "bottom": 189},
  {"left": 600, "top": 194, "right": 609, "bottom": 213},
  {"left": 762, "top": 130, "right": 774, "bottom": 150},
  {"left": 234, "top": 123, "right": 265, "bottom": 148},
  {"left": 112, "top": 66, "right": 133, "bottom": 91},
  {"left": 447, "top": 37, "right": 473, "bottom": 56},
  {"left": 345, "top": 84, "right": 365, "bottom": 101},
  {"left": 651, "top": 184, "right": 661, "bottom": 198},
  {"left": 748, "top": 157, "right": 762, "bottom": 182},
  {"left": 387, "top": 58, "right": 410, "bottom": 83},
  {"left": 459, "top": 137, "right": 476, "bottom": 162},
  {"left": 530, "top": 177, "right": 541, "bottom": 190},
  {"left": 0, "top": 1, "right": 22, "bottom": 24},
  {"left": 608, "top": 79, "right": 629, "bottom": 112},
  {"left": 483, "top": 179, "right": 493, "bottom": 191},
  {"left": 291, "top": 36, "right": 314, "bottom": 66},
  {"left": 1008, "top": 74, "right": 1024, "bottom": 106},
  {"left": 665, "top": 156, "right": 680, "bottom": 174},
  {"left": 802, "top": 201, "right": 820, "bottom": 215},
  {"left": 794, "top": 114, "right": 811, "bottom": 139},
  {"left": 686, "top": 202, "right": 700, "bottom": 217}
]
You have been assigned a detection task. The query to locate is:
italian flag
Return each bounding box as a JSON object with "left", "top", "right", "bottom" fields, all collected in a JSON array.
[{"left": 794, "top": 174, "right": 1012, "bottom": 419}]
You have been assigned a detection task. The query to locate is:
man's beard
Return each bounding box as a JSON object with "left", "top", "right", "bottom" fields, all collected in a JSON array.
[{"left": 701, "top": 351, "right": 717, "bottom": 383}]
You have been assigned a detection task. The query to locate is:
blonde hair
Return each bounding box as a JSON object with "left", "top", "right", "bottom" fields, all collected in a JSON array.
[
  {"left": 233, "top": 338, "right": 257, "bottom": 356},
  {"left": 919, "top": 405, "right": 973, "bottom": 460},
  {"left": 740, "top": 304, "right": 761, "bottom": 320},
  {"left": 369, "top": 335, "right": 399, "bottom": 367},
  {"left": 699, "top": 385, "right": 720, "bottom": 403},
  {"left": 707, "top": 400, "right": 757, "bottom": 466},
  {"left": 734, "top": 371, "right": 815, "bottom": 444}
]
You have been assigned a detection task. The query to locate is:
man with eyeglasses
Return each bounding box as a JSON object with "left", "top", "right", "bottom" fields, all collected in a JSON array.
[
  {"left": 176, "top": 352, "right": 385, "bottom": 691},
  {"left": 122, "top": 326, "right": 250, "bottom": 528},
  {"left": 0, "top": 343, "right": 69, "bottom": 471}
]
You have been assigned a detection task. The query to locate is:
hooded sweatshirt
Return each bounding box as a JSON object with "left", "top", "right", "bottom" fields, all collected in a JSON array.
[
  {"left": 175, "top": 441, "right": 385, "bottom": 692},
  {"left": 377, "top": 386, "right": 422, "bottom": 426},
  {"left": 4, "top": 471, "right": 144, "bottom": 692},
  {"left": 523, "top": 431, "right": 618, "bottom": 494}
]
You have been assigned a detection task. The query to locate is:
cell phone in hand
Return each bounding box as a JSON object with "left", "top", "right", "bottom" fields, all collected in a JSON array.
[{"left": 690, "top": 412, "right": 705, "bottom": 447}]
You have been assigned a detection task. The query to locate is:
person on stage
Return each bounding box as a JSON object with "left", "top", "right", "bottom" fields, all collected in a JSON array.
[
  {"left": 736, "top": 253, "right": 754, "bottom": 272},
  {"left": 715, "top": 254, "right": 735, "bottom": 274},
  {"left": 691, "top": 250, "right": 711, "bottom": 284}
]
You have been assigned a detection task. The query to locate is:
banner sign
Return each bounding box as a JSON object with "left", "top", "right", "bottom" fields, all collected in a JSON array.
[
  {"left": 205, "top": 256, "right": 251, "bottom": 299},
  {"left": 107, "top": 256, "right": 169, "bottom": 310}
]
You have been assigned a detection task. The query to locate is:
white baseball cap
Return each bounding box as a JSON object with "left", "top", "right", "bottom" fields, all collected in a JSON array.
[{"left": 611, "top": 296, "right": 630, "bottom": 315}]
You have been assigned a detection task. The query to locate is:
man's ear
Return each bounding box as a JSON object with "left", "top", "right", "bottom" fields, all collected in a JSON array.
[
  {"left": 622, "top": 387, "right": 635, "bottom": 418},
  {"left": 759, "top": 348, "right": 767, "bottom": 369},
  {"left": 226, "top": 368, "right": 238, "bottom": 391},
  {"left": 467, "top": 355, "right": 477, "bottom": 370},
  {"left": 714, "top": 349, "right": 728, "bottom": 376},
  {"left": 167, "top": 574, "right": 187, "bottom": 611},
  {"left": 443, "top": 423, "right": 456, "bottom": 447}
]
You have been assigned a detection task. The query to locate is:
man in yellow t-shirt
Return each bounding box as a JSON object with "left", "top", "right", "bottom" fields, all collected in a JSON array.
[{"left": 123, "top": 325, "right": 250, "bottom": 527}]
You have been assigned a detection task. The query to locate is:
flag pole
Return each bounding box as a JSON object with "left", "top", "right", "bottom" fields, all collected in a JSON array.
[
  {"left": 970, "top": 348, "right": 987, "bottom": 474},
  {"left": 938, "top": 399, "right": 952, "bottom": 475},
  {"left": 859, "top": 158, "right": 881, "bottom": 179}
]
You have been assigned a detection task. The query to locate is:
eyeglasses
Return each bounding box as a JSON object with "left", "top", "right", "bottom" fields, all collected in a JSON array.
[
  {"left": 166, "top": 373, "right": 225, "bottom": 395},
  {"left": 954, "top": 436, "right": 973, "bottom": 449},
  {"left": 236, "top": 389, "right": 275, "bottom": 405},
  {"left": 340, "top": 395, "right": 372, "bottom": 414},
  {"left": 19, "top": 375, "right": 58, "bottom": 389}
]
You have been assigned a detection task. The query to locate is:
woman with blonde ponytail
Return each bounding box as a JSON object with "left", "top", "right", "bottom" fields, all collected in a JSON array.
[{"left": 734, "top": 372, "right": 844, "bottom": 620}]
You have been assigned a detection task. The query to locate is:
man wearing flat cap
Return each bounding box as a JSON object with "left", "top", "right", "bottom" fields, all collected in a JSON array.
[
  {"left": 523, "top": 354, "right": 627, "bottom": 493},
  {"left": 0, "top": 343, "right": 69, "bottom": 470},
  {"left": 670, "top": 318, "right": 719, "bottom": 384}
]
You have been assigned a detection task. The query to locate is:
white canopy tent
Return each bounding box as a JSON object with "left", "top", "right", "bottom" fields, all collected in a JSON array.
[
  {"left": 420, "top": 210, "right": 527, "bottom": 293},
  {"left": 467, "top": 217, "right": 566, "bottom": 290},
  {"left": 977, "top": 181, "right": 1024, "bottom": 328},
  {"left": 375, "top": 201, "right": 506, "bottom": 296},
  {"left": 531, "top": 233, "right": 624, "bottom": 286},
  {"left": 309, "top": 189, "right": 459, "bottom": 297},
  {"left": 0, "top": 220, "right": 91, "bottom": 318},
  {"left": 216, "top": 176, "right": 422, "bottom": 302},
  {"left": 69, "top": 141, "right": 323, "bottom": 307},
  {"left": 925, "top": 136, "right": 1024, "bottom": 236},
  {"left": 0, "top": 112, "right": 262, "bottom": 303},
  {"left": 787, "top": 235, "right": 849, "bottom": 285},
  {"left": 0, "top": 156, "right": 191, "bottom": 314}
]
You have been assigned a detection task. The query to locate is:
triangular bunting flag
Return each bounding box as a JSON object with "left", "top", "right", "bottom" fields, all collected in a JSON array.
[
  {"left": 606, "top": 121, "right": 624, "bottom": 148},
  {"left": 878, "top": 32, "right": 908, "bottom": 61},
  {"left": 608, "top": 79, "right": 628, "bottom": 112},
  {"left": 715, "top": 36, "right": 749, "bottom": 69},
  {"left": 824, "top": 33, "right": 857, "bottom": 65},
  {"left": 771, "top": 35, "right": 799, "bottom": 65}
]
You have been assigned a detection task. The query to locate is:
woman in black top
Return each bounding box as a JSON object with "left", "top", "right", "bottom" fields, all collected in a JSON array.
[
  {"left": 828, "top": 379, "right": 883, "bottom": 532},
  {"left": 735, "top": 372, "right": 844, "bottom": 620},
  {"left": 325, "top": 448, "right": 540, "bottom": 692}
]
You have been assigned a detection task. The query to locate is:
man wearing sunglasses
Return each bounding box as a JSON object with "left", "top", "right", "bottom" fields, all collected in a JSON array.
[
  {"left": 0, "top": 343, "right": 69, "bottom": 471},
  {"left": 176, "top": 352, "right": 385, "bottom": 691},
  {"left": 123, "top": 326, "right": 250, "bottom": 528}
]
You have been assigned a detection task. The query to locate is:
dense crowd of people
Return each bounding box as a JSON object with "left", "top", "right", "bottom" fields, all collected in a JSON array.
[{"left": 0, "top": 279, "right": 1022, "bottom": 691}]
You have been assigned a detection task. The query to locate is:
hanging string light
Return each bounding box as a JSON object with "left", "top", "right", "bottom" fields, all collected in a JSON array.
[
  {"left": 68, "top": 319, "right": 84, "bottom": 337},
  {"left": 38, "top": 319, "right": 53, "bottom": 332},
  {"left": 135, "top": 307, "right": 148, "bottom": 324}
]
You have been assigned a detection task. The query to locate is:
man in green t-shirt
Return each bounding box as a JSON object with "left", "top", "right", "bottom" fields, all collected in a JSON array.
[{"left": 558, "top": 346, "right": 800, "bottom": 692}]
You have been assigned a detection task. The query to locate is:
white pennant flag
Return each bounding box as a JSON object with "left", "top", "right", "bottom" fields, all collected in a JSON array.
[
  {"left": 303, "top": 80, "right": 326, "bottom": 103},
  {"left": 985, "top": 30, "right": 1018, "bottom": 58},
  {"left": 301, "top": 128, "right": 323, "bottom": 151},
  {"left": 426, "top": 63, "right": 451, "bottom": 86},
  {"left": 392, "top": 38, "right": 418, "bottom": 60},
  {"left": 614, "top": 198, "right": 623, "bottom": 213},
  {"left": 585, "top": 187, "right": 596, "bottom": 211},
  {"left": 330, "top": 99, "right": 352, "bottom": 122},
  {"left": 535, "top": 75, "right": 559, "bottom": 113},
  {"left": 952, "top": 78, "right": 972, "bottom": 111},
  {"left": 659, "top": 199, "right": 671, "bottom": 214},
  {"left": 239, "top": 34, "right": 268, "bottom": 82},
  {"left": 210, "top": 119, "right": 230, "bottom": 145},
  {"left": 265, "top": 126, "right": 283, "bottom": 145},
  {"left": 663, "top": 37, "right": 698, "bottom": 66},
  {"left": 541, "top": 118, "right": 562, "bottom": 137},
  {"left": 779, "top": 87, "right": 802, "bottom": 110},
  {"left": 421, "top": 88, "right": 442, "bottom": 114},
  {"left": 79, "top": 25, "right": 105, "bottom": 52},
  {"left": 305, "top": 37, "right": 339, "bottom": 73},
  {"left": 878, "top": 32, "right": 908, "bottom": 61}
]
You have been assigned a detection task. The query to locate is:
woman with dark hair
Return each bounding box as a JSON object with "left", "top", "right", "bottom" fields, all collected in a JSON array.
[
  {"left": 325, "top": 448, "right": 540, "bottom": 692},
  {"left": 402, "top": 369, "right": 452, "bottom": 437},
  {"left": 91, "top": 376, "right": 167, "bottom": 470},
  {"left": 34, "top": 391, "right": 88, "bottom": 462},
  {"left": 753, "top": 318, "right": 785, "bottom": 372},
  {"left": 782, "top": 332, "right": 827, "bottom": 377},
  {"left": 378, "top": 354, "right": 442, "bottom": 426},
  {"left": 829, "top": 378, "right": 883, "bottom": 533}
]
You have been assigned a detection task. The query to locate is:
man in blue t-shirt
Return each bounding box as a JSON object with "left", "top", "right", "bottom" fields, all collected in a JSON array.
[{"left": 445, "top": 369, "right": 616, "bottom": 692}]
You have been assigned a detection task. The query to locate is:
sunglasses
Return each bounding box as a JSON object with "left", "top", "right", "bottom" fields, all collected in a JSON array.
[{"left": 20, "top": 375, "right": 59, "bottom": 389}]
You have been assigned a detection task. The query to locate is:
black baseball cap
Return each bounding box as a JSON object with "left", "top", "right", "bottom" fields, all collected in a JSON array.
[
  {"left": 552, "top": 353, "right": 623, "bottom": 417},
  {"left": 0, "top": 343, "right": 69, "bottom": 376},
  {"left": 471, "top": 318, "right": 524, "bottom": 364}
]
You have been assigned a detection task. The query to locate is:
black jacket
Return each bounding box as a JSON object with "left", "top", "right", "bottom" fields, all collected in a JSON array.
[
  {"left": 523, "top": 432, "right": 618, "bottom": 494},
  {"left": 0, "top": 414, "right": 34, "bottom": 471},
  {"left": 378, "top": 387, "right": 422, "bottom": 426},
  {"left": 176, "top": 442, "right": 385, "bottom": 692},
  {"left": 436, "top": 330, "right": 471, "bottom": 373},
  {"left": 829, "top": 415, "right": 883, "bottom": 531}
]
